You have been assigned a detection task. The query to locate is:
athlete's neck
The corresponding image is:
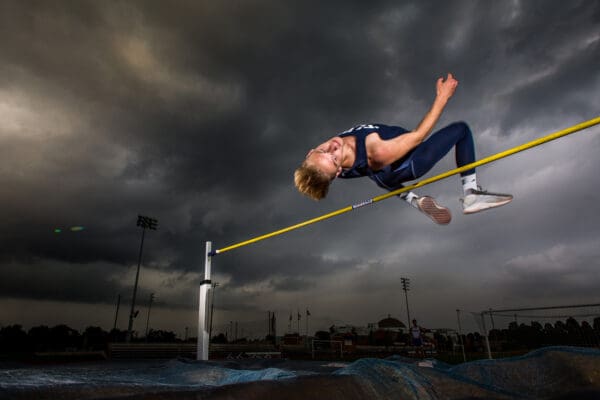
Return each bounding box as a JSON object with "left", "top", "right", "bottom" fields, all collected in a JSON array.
[{"left": 341, "top": 135, "right": 356, "bottom": 168}]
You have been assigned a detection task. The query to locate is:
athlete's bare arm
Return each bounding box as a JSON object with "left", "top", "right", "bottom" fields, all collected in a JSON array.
[{"left": 367, "top": 73, "right": 459, "bottom": 170}]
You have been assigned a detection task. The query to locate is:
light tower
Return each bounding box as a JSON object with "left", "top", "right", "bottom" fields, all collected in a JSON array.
[
  {"left": 400, "top": 277, "right": 411, "bottom": 329},
  {"left": 127, "top": 215, "right": 158, "bottom": 342}
]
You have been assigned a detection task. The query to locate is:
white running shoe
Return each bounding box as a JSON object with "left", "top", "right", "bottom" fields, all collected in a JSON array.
[
  {"left": 414, "top": 196, "right": 452, "bottom": 225},
  {"left": 461, "top": 188, "right": 513, "bottom": 214}
]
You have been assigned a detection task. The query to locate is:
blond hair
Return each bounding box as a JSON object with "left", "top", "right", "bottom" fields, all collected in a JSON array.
[{"left": 294, "top": 161, "right": 333, "bottom": 200}]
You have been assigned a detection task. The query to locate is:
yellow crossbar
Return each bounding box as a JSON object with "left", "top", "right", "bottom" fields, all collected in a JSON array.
[{"left": 213, "top": 116, "right": 600, "bottom": 255}]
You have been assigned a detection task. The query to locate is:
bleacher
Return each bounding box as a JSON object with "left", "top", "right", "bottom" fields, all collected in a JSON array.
[
  {"left": 108, "top": 343, "right": 197, "bottom": 359},
  {"left": 107, "top": 343, "right": 281, "bottom": 359}
]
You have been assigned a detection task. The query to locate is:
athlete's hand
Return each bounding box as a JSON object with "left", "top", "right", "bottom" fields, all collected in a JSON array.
[{"left": 436, "top": 73, "right": 459, "bottom": 101}]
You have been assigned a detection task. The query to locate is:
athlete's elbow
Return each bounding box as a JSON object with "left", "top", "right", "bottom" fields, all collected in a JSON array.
[{"left": 406, "top": 131, "right": 425, "bottom": 148}]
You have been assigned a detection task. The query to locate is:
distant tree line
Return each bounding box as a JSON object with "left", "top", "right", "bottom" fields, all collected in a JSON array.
[
  {"left": 0, "top": 325, "right": 184, "bottom": 354},
  {"left": 2, "top": 317, "right": 599, "bottom": 356},
  {"left": 433, "top": 317, "right": 600, "bottom": 353}
]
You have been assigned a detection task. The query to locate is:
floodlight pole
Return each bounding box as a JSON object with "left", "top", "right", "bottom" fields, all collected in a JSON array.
[
  {"left": 145, "top": 293, "right": 155, "bottom": 340},
  {"left": 127, "top": 215, "right": 157, "bottom": 342},
  {"left": 401, "top": 277, "right": 411, "bottom": 329},
  {"left": 198, "top": 241, "right": 212, "bottom": 360}
]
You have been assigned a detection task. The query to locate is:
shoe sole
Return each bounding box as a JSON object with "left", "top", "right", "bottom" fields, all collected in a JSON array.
[
  {"left": 463, "top": 197, "right": 513, "bottom": 214},
  {"left": 417, "top": 196, "right": 451, "bottom": 225}
]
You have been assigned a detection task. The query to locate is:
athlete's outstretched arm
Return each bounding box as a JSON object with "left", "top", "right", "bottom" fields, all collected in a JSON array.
[
  {"left": 414, "top": 73, "right": 458, "bottom": 141},
  {"left": 370, "top": 74, "right": 458, "bottom": 168}
]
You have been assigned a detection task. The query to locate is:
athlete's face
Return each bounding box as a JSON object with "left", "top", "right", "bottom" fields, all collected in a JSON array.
[{"left": 305, "top": 137, "right": 344, "bottom": 178}]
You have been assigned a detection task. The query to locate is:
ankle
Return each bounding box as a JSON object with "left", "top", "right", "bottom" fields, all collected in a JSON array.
[
  {"left": 401, "top": 192, "right": 420, "bottom": 208},
  {"left": 461, "top": 173, "right": 478, "bottom": 194}
]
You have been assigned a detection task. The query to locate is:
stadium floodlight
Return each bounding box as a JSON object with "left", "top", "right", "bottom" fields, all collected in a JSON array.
[
  {"left": 127, "top": 215, "right": 158, "bottom": 342},
  {"left": 137, "top": 215, "right": 158, "bottom": 230}
]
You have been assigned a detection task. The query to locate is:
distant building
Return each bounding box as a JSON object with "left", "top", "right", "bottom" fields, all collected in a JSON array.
[
  {"left": 329, "top": 315, "right": 407, "bottom": 347},
  {"left": 375, "top": 315, "right": 406, "bottom": 333},
  {"left": 370, "top": 315, "right": 407, "bottom": 346},
  {"left": 329, "top": 324, "right": 370, "bottom": 336},
  {"left": 331, "top": 315, "right": 406, "bottom": 336}
]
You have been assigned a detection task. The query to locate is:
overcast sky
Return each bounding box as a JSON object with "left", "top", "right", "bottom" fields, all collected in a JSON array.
[{"left": 1, "top": 0, "right": 599, "bottom": 339}]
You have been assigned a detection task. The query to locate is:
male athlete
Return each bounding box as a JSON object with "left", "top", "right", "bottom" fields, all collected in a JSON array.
[
  {"left": 294, "top": 73, "right": 512, "bottom": 224},
  {"left": 410, "top": 319, "right": 426, "bottom": 358}
]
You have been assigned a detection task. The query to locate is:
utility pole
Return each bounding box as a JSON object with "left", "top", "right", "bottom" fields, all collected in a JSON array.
[
  {"left": 268, "top": 311, "right": 275, "bottom": 338},
  {"left": 268, "top": 312, "right": 276, "bottom": 344},
  {"left": 306, "top": 309, "right": 310, "bottom": 337},
  {"left": 489, "top": 308, "right": 495, "bottom": 330},
  {"left": 456, "top": 309, "right": 467, "bottom": 362},
  {"left": 127, "top": 215, "right": 158, "bottom": 342},
  {"left": 401, "top": 277, "right": 411, "bottom": 329},
  {"left": 145, "top": 293, "right": 155, "bottom": 340},
  {"left": 481, "top": 312, "right": 492, "bottom": 360},
  {"left": 113, "top": 294, "right": 121, "bottom": 331}
]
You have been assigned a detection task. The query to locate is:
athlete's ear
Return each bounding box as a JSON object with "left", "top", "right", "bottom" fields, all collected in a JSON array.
[
  {"left": 305, "top": 149, "right": 315, "bottom": 158},
  {"left": 335, "top": 166, "right": 342, "bottom": 177}
]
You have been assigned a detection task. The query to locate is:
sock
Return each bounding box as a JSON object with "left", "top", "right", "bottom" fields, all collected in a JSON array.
[
  {"left": 400, "top": 191, "right": 419, "bottom": 208},
  {"left": 461, "top": 173, "right": 478, "bottom": 194}
]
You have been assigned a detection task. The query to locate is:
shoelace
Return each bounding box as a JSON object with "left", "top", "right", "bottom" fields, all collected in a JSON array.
[
  {"left": 471, "top": 186, "right": 488, "bottom": 195},
  {"left": 460, "top": 187, "right": 485, "bottom": 203}
]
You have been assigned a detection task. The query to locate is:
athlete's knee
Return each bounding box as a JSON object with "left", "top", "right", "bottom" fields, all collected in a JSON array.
[
  {"left": 447, "top": 121, "right": 473, "bottom": 141},
  {"left": 449, "top": 121, "right": 471, "bottom": 132}
]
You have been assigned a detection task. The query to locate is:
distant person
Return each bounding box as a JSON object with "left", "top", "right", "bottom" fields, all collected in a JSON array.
[
  {"left": 294, "top": 73, "right": 512, "bottom": 224},
  {"left": 410, "top": 319, "right": 426, "bottom": 358}
]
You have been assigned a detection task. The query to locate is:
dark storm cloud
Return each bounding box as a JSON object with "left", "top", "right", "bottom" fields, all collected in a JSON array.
[
  {"left": 491, "top": 4, "right": 600, "bottom": 132},
  {"left": 498, "top": 238, "right": 600, "bottom": 300},
  {"left": 0, "top": 0, "right": 599, "bottom": 331},
  {"left": 0, "top": 259, "right": 124, "bottom": 303},
  {"left": 216, "top": 250, "right": 358, "bottom": 287}
]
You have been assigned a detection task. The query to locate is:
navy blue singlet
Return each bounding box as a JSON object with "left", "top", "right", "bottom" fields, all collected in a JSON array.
[{"left": 336, "top": 122, "right": 476, "bottom": 191}]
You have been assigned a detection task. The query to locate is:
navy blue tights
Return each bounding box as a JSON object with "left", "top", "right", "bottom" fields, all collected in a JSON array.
[{"left": 371, "top": 122, "right": 476, "bottom": 190}]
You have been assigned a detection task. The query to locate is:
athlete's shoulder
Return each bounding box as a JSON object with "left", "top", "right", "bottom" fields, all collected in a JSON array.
[{"left": 339, "top": 123, "right": 382, "bottom": 136}]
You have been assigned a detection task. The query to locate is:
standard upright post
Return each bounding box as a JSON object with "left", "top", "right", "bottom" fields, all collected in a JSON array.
[{"left": 197, "top": 241, "right": 212, "bottom": 360}]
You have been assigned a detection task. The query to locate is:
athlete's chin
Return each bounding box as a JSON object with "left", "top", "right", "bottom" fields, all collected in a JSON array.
[{"left": 331, "top": 137, "right": 343, "bottom": 148}]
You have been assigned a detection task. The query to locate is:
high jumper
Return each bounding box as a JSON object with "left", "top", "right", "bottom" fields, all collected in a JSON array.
[
  {"left": 295, "top": 73, "right": 513, "bottom": 224},
  {"left": 201, "top": 112, "right": 600, "bottom": 359}
]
